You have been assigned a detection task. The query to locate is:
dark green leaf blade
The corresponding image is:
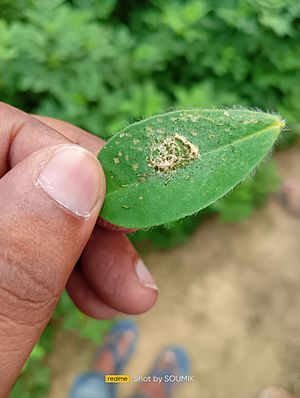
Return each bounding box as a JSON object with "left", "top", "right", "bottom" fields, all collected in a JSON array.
[{"left": 98, "top": 109, "right": 284, "bottom": 228}]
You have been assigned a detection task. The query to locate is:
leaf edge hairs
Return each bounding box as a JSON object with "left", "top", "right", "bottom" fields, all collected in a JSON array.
[{"left": 98, "top": 108, "right": 285, "bottom": 229}]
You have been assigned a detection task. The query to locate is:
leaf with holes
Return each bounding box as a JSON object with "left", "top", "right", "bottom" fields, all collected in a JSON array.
[{"left": 98, "top": 108, "right": 285, "bottom": 228}]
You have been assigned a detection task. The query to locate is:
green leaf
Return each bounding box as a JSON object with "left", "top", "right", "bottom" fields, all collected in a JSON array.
[
  {"left": 212, "top": 158, "right": 280, "bottom": 222},
  {"left": 98, "top": 108, "right": 284, "bottom": 229}
]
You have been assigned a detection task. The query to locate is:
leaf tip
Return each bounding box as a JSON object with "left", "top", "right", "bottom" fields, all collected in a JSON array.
[{"left": 277, "top": 118, "right": 286, "bottom": 130}]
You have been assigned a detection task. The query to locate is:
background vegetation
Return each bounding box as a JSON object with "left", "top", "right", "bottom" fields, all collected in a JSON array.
[{"left": 0, "top": 0, "right": 298, "bottom": 396}]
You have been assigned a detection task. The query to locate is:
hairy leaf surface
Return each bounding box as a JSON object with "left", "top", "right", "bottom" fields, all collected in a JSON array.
[{"left": 98, "top": 109, "right": 284, "bottom": 228}]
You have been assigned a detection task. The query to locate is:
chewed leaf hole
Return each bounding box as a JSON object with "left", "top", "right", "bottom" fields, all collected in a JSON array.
[{"left": 147, "top": 133, "right": 199, "bottom": 174}]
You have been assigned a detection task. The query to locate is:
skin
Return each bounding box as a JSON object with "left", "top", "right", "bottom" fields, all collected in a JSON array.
[
  {"left": 0, "top": 102, "right": 158, "bottom": 397},
  {"left": 3, "top": 101, "right": 295, "bottom": 398}
]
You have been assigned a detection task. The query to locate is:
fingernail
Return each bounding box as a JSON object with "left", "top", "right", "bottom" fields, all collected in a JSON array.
[
  {"left": 135, "top": 259, "right": 159, "bottom": 291},
  {"left": 38, "top": 145, "right": 105, "bottom": 217}
]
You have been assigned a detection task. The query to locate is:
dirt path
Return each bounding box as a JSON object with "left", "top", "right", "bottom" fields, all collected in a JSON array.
[{"left": 48, "top": 144, "right": 300, "bottom": 398}]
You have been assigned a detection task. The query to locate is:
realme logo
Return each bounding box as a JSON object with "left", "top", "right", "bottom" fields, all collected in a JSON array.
[{"left": 105, "top": 375, "right": 130, "bottom": 383}]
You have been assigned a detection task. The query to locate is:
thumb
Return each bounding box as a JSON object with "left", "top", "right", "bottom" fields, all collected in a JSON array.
[{"left": 0, "top": 144, "right": 105, "bottom": 394}]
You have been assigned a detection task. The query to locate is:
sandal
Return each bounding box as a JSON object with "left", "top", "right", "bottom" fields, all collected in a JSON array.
[
  {"left": 92, "top": 318, "right": 138, "bottom": 398},
  {"left": 131, "top": 346, "right": 189, "bottom": 398}
]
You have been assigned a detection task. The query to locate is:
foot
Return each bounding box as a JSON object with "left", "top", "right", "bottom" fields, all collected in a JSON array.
[
  {"left": 132, "top": 347, "right": 189, "bottom": 398},
  {"left": 91, "top": 319, "right": 137, "bottom": 375},
  {"left": 259, "top": 387, "right": 296, "bottom": 398},
  {"left": 278, "top": 179, "right": 300, "bottom": 216}
]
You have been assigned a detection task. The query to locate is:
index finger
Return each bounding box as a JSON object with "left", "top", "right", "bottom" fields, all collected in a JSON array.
[
  {"left": 0, "top": 102, "right": 105, "bottom": 175},
  {"left": 35, "top": 115, "right": 135, "bottom": 231},
  {"left": 33, "top": 115, "right": 105, "bottom": 155}
]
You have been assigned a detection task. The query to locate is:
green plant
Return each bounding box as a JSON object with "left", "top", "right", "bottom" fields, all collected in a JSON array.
[
  {"left": 0, "top": 0, "right": 300, "bottom": 138},
  {"left": 99, "top": 108, "right": 284, "bottom": 228}
]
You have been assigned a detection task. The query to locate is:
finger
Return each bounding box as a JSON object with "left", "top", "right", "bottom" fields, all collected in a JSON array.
[
  {"left": 33, "top": 115, "right": 105, "bottom": 155},
  {"left": 81, "top": 228, "right": 159, "bottom": 314},
  {"left": 66, "top": 268, "right": 118, "bottom": 319},
  {"left": 37, "top": 117, "right": 142, "bottom": 315},
  {"left": 96, "top": 217, "right": 138, "bottom": 232},
  {"left": 0, "top": 143, "right": 105, "bottom": 394},
  {"left": 1, "top": 102, "right": 69, "bottom": 173},
  {"left": 0, "top": 102, "right": 104, "bottom": 174},
  {"left": 33, "top": 111, "right": 147, "bottom": 314},
  {"left": 1, "top": 102, "right": 147, "bottom": 320},
  {"left": 1, "top": 102, "right": 136, "bottom": 319},
  {"left": 35, "top": 113, "right": 136, "bottom": 233}
]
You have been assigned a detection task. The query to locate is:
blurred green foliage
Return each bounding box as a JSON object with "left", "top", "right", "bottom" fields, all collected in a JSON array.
[
  {"left": 2, "top": 0, "right": 298, "bottom": 396},
  {"left": 211, "top": 159, "right": 280, "bottom": 221},
  {"left": 1, "top": 0, "right": 300, "bottom": 137},
  {"left": 11, "top": 292, "right": 113, "bottom": 398}
]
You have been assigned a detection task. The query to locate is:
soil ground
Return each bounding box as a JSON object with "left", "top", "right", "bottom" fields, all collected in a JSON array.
[{"left": 47, "top": 143, "right": 300, "bottom": 398}]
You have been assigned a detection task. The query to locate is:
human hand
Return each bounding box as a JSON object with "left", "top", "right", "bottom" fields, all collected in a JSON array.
[{"left": 0, "top": 102, "right": 158, "bottom": 395}]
